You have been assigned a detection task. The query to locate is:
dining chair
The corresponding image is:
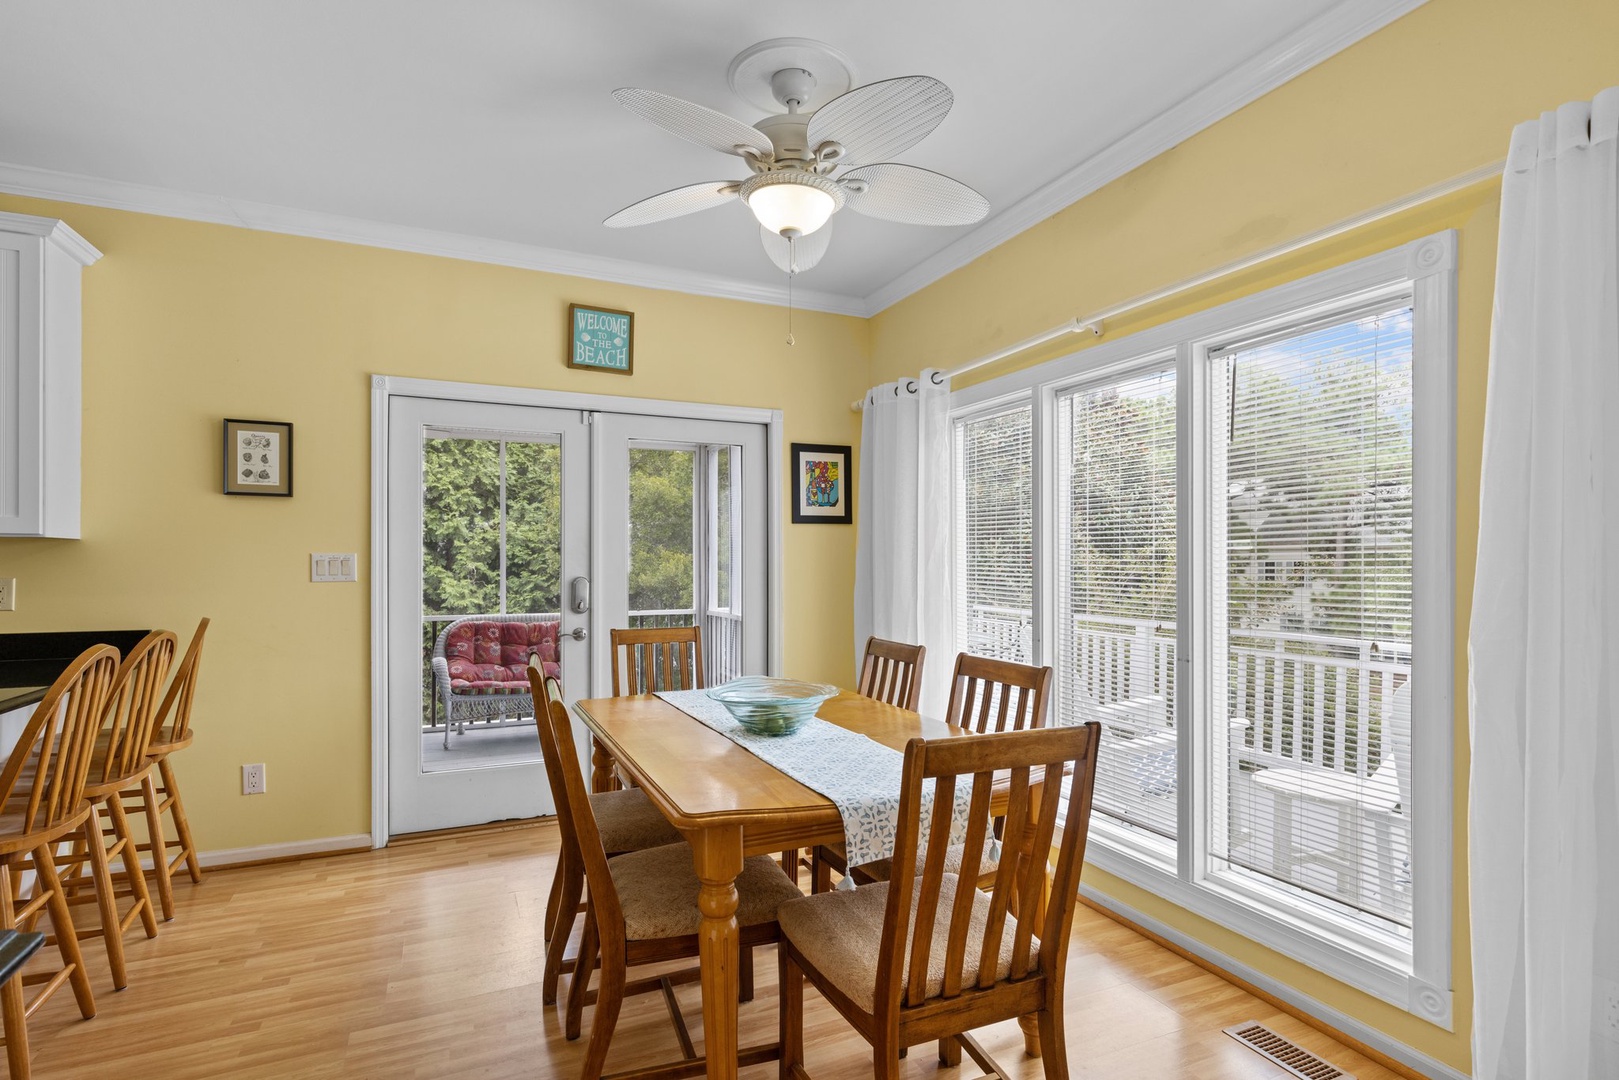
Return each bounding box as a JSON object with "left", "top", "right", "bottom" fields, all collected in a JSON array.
[
  {"left": 54, "top": 630, "right": 174, "bottom": 989},
  {"left": 609, "top": 625, "right": 704, "bottom": 699},
  {"left": 856, "top": 636, "right": 926, "bottom": 711},
  {"left": 808, "top": 637, "right": 928, "bottom": 890},
  {"left": 539, "top": 657, "right": 684, "bottom": 1007},
  {"left": 814, "top": 651, "right": 1054, "bottom": 893},
  {"left": 0, "top": 645, "right": 119, "bottom": 1075},
  {"left": 530, "top": 666, "right": 801, "bottom": 1080},
  {"left": 0, "top": 930, "right": 45, "bottom": 1080},
  {"left": 123, "top": 617, "right": 208, "bottom": 921},
  {"left": 777, "top": 722, "right": 1101, "bottom": 1080}
]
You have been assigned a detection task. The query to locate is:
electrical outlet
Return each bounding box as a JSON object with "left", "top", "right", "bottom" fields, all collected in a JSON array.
[
  {"left": 0, "top": 578, "right": 14, "bottom": 611},
  {"left": 242, "top": 763, "right": 267, "bottom": 795}
]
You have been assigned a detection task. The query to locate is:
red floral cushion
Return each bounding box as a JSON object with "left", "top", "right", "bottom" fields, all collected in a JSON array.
[{"left": 444, "top": 620, "right": 561, "bottom": 689}]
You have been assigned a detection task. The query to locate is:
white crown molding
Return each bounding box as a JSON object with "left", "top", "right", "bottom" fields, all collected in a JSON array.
[
  {"left": 0, "top": 160, "right": 870, "bottom": 317},
  {"left": 862, "top": 0, "right": 1433, "bottom": 315}
]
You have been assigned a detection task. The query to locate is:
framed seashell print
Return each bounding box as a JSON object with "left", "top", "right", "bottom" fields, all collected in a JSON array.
[{"left": 222, "top": 418, "right": 293, "bottom": 497}]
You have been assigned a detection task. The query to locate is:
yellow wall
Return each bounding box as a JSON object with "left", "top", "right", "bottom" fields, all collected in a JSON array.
[
  {"left": 0, "top": 195, "right": 870, "bottom": 852},
  {"left": 867, "top": 0, "right": 1618, "bottom": 1071}
]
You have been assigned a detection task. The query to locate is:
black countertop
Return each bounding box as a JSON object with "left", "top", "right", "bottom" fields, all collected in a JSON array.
[{"left": 0, "top": 630, "right": 152, "bottom": 712}]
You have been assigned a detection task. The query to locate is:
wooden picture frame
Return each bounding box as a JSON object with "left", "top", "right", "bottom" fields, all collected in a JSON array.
[
  {"left": 567, "top": 303, "right": 635, "bottom": 375},
  {"left": 790, "top": 442, "right": 852, "bottom": 524},
  {"left": 223, "top": 418, "right": 294, "bottom": 497}
]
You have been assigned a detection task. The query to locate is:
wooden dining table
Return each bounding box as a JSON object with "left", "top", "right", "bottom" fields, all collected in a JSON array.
[{"left": 570, "top": 688, "right": 1048, "bottom": 1080}]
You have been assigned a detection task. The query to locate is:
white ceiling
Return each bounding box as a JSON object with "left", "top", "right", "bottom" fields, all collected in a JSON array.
[{"left": 0, "top": 1, "right": 1420, "bottom": 315}]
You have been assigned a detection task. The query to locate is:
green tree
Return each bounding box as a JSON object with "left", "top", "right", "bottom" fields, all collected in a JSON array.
[{"left": 627, "top": 448, "right": 694, "bottom": 613}]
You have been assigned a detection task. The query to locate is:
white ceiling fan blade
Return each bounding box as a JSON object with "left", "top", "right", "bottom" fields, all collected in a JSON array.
[
  {"left": 759, "top": 220, "right": 832, "bottom": 274},
  {"left": 840, "top": 164, "right": 988, "bottom": 226},
  {"left": 806, "top": 76, "right": 953, "bottom": 166},
  {"left": 613, "top": 88, "right": 774, "bottom": 158},
  {"left": 604, "top": 181, "right": 739, "bottom": 228}
]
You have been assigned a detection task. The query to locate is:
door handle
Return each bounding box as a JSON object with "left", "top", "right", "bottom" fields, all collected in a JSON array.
[{"left": 563, "top": 626, "right": 588, "bottom": 642}]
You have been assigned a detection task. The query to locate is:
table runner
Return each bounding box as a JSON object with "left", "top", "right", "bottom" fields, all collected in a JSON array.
[{"left": 655, "top": 689, "right": 972, "bottom": 871}]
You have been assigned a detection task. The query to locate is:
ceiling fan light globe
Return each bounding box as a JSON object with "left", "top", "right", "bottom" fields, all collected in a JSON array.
[{"left": 741, "top": 170, "right": 844, "bottom": 239}]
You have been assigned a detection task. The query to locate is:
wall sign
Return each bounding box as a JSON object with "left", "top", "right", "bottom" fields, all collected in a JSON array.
[{"left": 567, "top": 304, "right": 634, "bottom": 375}]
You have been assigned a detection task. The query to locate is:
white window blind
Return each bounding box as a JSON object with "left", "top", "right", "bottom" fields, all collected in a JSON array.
[
  {"left": 954, "top": 406, "right": 1033, "bottom": 665},
  {"left": 1053, "top": 366, "right": 1178, "bottom": 839},
  {"left": 1213, "top": 301, "right": 1415, "bottom": 932}
]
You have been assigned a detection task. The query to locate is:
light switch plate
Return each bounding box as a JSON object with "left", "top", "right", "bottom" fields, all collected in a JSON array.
[{"left": 310, "top": 553, "right": 357, "bottom": 582}]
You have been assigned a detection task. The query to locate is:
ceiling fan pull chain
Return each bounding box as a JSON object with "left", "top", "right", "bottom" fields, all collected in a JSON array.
[{"left": 786, "top": 239, "right": 796, "bottom": 346}]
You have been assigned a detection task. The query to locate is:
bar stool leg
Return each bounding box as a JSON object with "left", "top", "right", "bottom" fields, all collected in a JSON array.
[{"left": 140, "top": 773, "right": 176, "bottom": 921}]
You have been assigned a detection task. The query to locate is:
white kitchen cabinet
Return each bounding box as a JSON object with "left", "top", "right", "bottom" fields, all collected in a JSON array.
[{"left": 0, "top": 212, "right": 101, "bottom": 538}]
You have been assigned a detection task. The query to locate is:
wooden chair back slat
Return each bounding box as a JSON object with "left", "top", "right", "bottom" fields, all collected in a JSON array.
[
  {"left": 529, "top": 664, "right": 623, "bottom": 935},
  {"left": 153, "top": 618, "right": 209, "bottom": 746},
  {"left": 946, "top": 653, "right": 1053, "bottom": 734},
  {"left": 100, "top": 631, "right": 178, "bottom": 783},
  {"left": 609, "top": 626, "right": 704, "bottom": 695},
  {"left": 0, "top": 645, "right": 120, "bottom": 834},
  {"left": 876, "top": 723, "right": 1101, "bottom": 1026},
  {"left": 857, "top": 637, "right": 926, "bottom": 711}
]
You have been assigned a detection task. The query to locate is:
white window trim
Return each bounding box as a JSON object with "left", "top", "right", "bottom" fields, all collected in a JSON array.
[{"left": 949, "top": 232, "right": 1456, "bottom": 1027}]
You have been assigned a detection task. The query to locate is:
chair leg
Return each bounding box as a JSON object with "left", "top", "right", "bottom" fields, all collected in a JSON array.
[
  {"left": 565, "top": 911, "right": 599, "bottom": 1041},
  {"left": 1036, "top": 1007, "right": 1068, "bottom": 1077},
  {"left": 739, "top": 941, "right": 754, "bottom": 1003},
  {"left": 580, "top": 936, "right": 625, "bottom": 1080},
  {"left": 938, "top": 1036, "right": 961, "bottom": 1066},
  {"left": 811, "top": 848, "right": 832, "bottom": 894},
  {"left": 779, "top": 849, "right": 798, "bottom": 886},
  {"left": 82, "top": 804, "right": 130, "bottom": 991},
  {"left": 0, "top": 864, "right": 26, "bottom": 1080},
  {"left": 778, "top": 947, "right": 803, "bottom": 1079},
  {"left": 105, "top": 794, "right": 158, "bottom": 939},
  {"left": 543, "top": 852, "right": 584, "bottom": 1006},
  {"left": 31, "top": 844, "right": 95, "bottom": 1019},
  {"left": 160, "top": 757, "right": 203, "bottom": 884},
  {"left": 140, "top": 773, "right": 176, "bottom": 921}
]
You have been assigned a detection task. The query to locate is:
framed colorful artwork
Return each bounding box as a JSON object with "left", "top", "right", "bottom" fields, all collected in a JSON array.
[
  {"left": 222, "top": 418, "right": 293, "bottom": 497},
  {"left": 567, "top": 303, "right": 634, "bottom": 375},
  {"left": 790, "top": 442, "right": 852, "bottom": 524}
]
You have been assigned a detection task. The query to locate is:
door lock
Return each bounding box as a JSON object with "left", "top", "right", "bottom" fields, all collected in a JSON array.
[{"left": 570, "top": 576, "right": 591, "bottom": 614}]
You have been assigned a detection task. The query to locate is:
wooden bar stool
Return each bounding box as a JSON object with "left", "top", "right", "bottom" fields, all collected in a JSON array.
[
  {"left": 55, "top": 630, "right": 174, "bottom": 989},
  {"left": 121, "top": 617, "right": 208, "bottom": 921},
  {"left": 0, "top": 645, "right": 118, "bottom": 1075}
]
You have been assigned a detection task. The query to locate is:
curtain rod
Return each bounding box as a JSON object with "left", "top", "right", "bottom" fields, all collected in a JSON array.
[{"left": 851, "top": 159, "right": 1503, "bottom": 411}]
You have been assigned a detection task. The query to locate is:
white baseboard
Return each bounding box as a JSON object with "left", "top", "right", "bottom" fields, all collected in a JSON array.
[
  {"left": 1080, "top": 885, "right": 1471, "bottom": 1080},
  {"left": 198, "top": 834, "right": 373, "bottom": 869}
]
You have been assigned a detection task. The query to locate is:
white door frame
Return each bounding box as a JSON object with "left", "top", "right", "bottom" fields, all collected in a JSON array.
[{"left": 369, "top": 374, "right": 785, "bottom": 849}]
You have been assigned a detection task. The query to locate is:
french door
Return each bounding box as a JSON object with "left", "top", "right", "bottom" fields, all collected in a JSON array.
[{"left": 383, "top": 392, "right": 771, "bottom": 837}]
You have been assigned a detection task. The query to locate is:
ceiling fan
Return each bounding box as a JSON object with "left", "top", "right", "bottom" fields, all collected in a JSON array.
[{"left": 604, "top": 38, "right": 989, "bottom": 275}]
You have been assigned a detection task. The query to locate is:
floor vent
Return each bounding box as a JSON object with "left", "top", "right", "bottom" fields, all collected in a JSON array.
[{"left": 1222, "top": 1021, "right": 1356, "bottom": 1080}]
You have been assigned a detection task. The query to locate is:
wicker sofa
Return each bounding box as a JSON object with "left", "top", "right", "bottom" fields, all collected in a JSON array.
[{"left": 430, "top": 614, "right": 562, "bottom": 748}]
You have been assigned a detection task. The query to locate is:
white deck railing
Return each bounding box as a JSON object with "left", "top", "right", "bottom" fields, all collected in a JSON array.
[{"left": 961, "top": 604, "right": 1411, "bottom": 777}]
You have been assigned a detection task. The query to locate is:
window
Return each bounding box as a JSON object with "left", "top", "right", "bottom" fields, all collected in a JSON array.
[
  {"left": 953, "top": 405, "right": 1034, "bottom": 664},
  {"left": 948, "top": 233, "right": 1455, "bottom": 1025},
  {"left": 1054, "top": 365, "right": 1178, "bottom": 840}
]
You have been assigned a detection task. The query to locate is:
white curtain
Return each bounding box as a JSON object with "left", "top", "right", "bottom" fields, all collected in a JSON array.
[
  {"left": 853, "top": 370, "right": 954, "bottom": 718},
  {"left": 1471, "top": 86, "right": 1619, "bottom": 1080}
]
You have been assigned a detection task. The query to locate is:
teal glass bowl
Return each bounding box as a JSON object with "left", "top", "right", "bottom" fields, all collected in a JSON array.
[{"left": 707, "top": 677, "right": 839, "bottom": 736}]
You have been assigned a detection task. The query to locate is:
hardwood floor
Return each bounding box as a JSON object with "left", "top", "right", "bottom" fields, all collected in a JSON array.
[{"left": 23, "top": 821, "right": 1405, "bottom": 1079}]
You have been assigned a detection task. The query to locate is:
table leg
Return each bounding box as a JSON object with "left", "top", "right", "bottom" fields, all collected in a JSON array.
[
  {"left": 690, "top": 825, "right": 744, "bottom": 1080},
  {"left": 589, "top": 737, "right": 615, "bottom": 794}
]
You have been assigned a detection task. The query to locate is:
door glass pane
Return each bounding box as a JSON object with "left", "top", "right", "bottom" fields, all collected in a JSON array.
[
  {"left": 954, "top": 406, "right": 1034, "bottom": 665},
  {"left": 625, "top": 443, "right": 745, "bottom": 687},
  {"left": 1054, "top": 366, "right": 1177, "bottom": 841},
  {"left": 420, "top": 432, "right": 559, "bottom": 774}
]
